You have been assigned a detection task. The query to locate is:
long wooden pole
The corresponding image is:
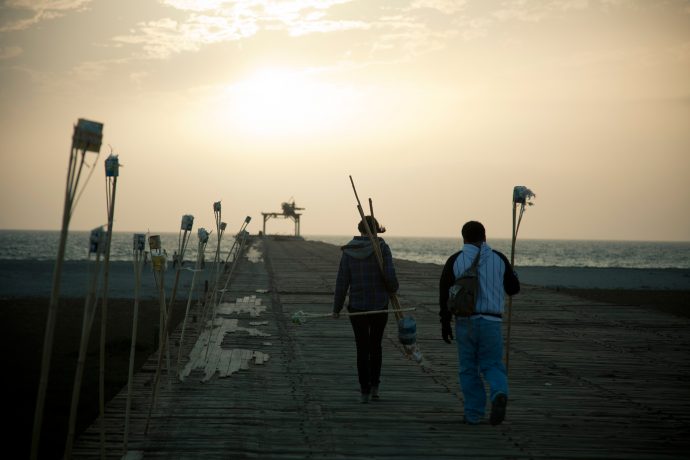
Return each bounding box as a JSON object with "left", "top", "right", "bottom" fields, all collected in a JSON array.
[
  {"left": 31, "top": 147, "right": 83, "bottom": 459},
  {"left": 177, "top": 239, "right": 206, "bottom": 372},
  {"left": 144, "top": 260, "right": 166, "bottom": 434},
  {"left": 64, "top": 233, "right": 104, "bottom": 458},
  {"left": 349, "top": 176, "right": 403, "bottom": 322},
  {"left": 218, "top": 220, "right": 250, "bottom": 305},
  {"left": 123, "top": 240, "right": 144, "bottom": 455},
  {"left": 149, "top": 227, "right": 190, "bottom": 391},
  {"left": 97, "top": 174, "right": 117, "bottom": 459},
  {"left": 297, "top": 307, "right": 417, "bottom": 322},
  {"left": 506, "top": 202, "right": 517, "bottom": 375},
  {"left": 203, "top": 209, "right": 225, "bottom": 362}
]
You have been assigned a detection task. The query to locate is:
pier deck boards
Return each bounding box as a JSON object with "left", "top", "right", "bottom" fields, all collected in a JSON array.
[{"left": 74, "top": 237, "right": 690, "bottom": 459}]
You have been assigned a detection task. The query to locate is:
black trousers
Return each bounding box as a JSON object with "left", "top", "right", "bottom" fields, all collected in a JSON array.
[{"left": 349, "top": 310, "right": 389, "bottom": 393}]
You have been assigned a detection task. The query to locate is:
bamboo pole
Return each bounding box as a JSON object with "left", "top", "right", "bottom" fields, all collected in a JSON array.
[
  {"left": 506, "top": 202, "right": 517, "bottom": 374},
  {"left": 146, "top": 218, "right": 193, "bottom": 432},
  {"left": 505, "top": 186, "right": 534, "bottom": 375},
  {"left": 31, "top": 119, "right": 103, "bottom": 459},
  {"left": 123, "top": 234, "right": 145, "bottom": 455},
  {"left": 203, "top": 203, "right": 226, "bottom": 362},
  {"left": 31, "top": 150, "right": 76, "bottom": 459},
  {"left": 144, "top": 247, "right": 167, "bottom": 434},
  {"left": 348, "top": 176, "right": 404, "bottom": 322},
  {"left": 217, "top": 222, "right": 250, "bottom": 306},
  {"left": 177, "top": 229, "right": 209, "bottom": 373},
  {"left": 293, "top": 307, "right": 417, "bottom": 324},
  {"left": 162, "top": 223, "right": 192, "bottom": 384},
  {"left": 98, "top": 159, "right": 118, "bottom": 459},
  {"left": 222, "top": 217, "right": 251, "bottom": 266},
  {"left": 64, "top": 228, "right": 105, "bottom": 458}
]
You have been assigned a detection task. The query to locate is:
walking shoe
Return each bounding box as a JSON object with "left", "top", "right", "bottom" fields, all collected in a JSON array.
[
  {"left": 490, "top": 394, "right": 507, "bottom": 425},
  {"left": 371, "top": 386, "right": 380, "bottom": 401},
  {"left": 360, "top": 392, "right": 370, "bottom": 404},
  {"left": 462, "top": 417, "right": 480, "bottom": 425}
]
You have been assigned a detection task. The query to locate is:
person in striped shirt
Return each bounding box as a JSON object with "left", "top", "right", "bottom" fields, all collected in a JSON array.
[{"left": 439, "top": 221, "right": 520, "bottom": 425}]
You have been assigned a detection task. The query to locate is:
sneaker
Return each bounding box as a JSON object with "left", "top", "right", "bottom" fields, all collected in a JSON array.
[
  {"left": 360, "top": 392, "right": 370, "bottom": 404},
  {"left": 462, "top": 417, "right": 480, "bottom": 425},
  {"left": 490, "top": 394, "right": 507, "bottom": 425},
  {"left": 371, "top": 386, "right": 380, "bottom": 401}
]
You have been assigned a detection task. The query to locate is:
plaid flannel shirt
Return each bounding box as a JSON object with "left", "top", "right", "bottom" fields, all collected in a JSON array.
[{"left": 333, "top": 236, "right": 399, "bottom": 313}]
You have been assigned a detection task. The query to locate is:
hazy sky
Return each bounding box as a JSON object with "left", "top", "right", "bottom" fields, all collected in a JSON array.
[{"left": 1, "top": 0, "right": 688, "bottom": 240}]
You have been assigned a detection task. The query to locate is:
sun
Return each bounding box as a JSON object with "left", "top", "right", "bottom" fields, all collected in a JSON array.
[{"left": 218, "top": 68, "right": 359, "bottom": 138}]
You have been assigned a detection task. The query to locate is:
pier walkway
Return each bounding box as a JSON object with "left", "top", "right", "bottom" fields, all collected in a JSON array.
[{"left": 74, "top": 237, "right": 690, "bottom": 459}]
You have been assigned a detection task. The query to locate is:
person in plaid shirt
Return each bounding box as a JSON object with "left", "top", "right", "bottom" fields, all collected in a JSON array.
[{"left": 333, "top": 216, "right": 399, "bottom": 403}]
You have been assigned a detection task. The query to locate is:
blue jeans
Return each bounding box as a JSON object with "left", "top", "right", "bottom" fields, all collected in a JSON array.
[{"left": 455, "top": 317, "right": 508, "bottom": 423}]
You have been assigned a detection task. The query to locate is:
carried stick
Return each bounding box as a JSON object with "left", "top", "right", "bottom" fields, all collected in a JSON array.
[
  {"left": 348, "top": 176, "right": 404, "bottom": 321},
  {"left": 292, "top": 307, "right": 417, "bottom": 324}
]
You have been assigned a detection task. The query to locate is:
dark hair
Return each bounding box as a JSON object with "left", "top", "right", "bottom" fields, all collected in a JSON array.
[
  {"left": 461, "top": 221, "right": 485, "bottom": 243},
  {"left": 358, "top": 215, "right": 385, "bottom": 234}
]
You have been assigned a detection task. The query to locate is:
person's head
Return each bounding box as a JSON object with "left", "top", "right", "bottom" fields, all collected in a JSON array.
[
  {"left": 461, "top": 221, "right": 486, "bottom": 245},
  {"left": 358, "top": 215, "right": 385, "bottom": 235}
]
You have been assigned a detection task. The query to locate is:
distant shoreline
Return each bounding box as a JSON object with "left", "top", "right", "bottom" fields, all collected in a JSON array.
[
  {"left": 0, "top": 259, "right": 688, "bottom": 300},
  {"left": 3, "top": 229, "right": 690, "bottom": 244}
]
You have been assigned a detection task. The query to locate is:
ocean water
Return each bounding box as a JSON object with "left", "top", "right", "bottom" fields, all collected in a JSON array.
[
  {"left": 307, "top": 235, "right": 690, "bottom": 269},
  {"left": 1, "top": 230, "right": 688, "bottom": 269},
  {"left": 0, "top": 230, "right": 239, "bottom": 263}
]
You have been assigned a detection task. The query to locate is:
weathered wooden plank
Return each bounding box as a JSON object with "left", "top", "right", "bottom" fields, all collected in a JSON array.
[{"left": 72, "top": 236, "right": 690, "bottom": 459}]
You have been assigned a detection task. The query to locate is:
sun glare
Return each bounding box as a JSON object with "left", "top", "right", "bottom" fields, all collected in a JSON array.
[{"left": 219, "top": 69, "right": 359, "bottom": 138}]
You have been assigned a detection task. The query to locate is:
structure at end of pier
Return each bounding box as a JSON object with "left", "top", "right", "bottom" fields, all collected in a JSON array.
[{"left": 261, "top": 199, "right": 304, "bottom": 236}]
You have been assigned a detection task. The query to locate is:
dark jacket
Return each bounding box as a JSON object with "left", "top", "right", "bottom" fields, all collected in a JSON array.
[{"left": 334, "top": 236, "right": 399, "bottom": 313}]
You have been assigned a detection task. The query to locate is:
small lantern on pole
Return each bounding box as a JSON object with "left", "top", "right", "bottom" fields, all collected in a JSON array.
[{"left": 506, "top": 185, "right": 536, "bottom": 375}]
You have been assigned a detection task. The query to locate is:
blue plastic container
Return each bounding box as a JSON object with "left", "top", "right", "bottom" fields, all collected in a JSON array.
[{"left": 398, "top": 316, "right": 417, "bottom": 345}]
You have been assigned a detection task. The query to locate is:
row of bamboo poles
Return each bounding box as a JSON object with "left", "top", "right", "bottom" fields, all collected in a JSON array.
[{"left": 31, "top": 118, "right": 254, "bottom": 459}]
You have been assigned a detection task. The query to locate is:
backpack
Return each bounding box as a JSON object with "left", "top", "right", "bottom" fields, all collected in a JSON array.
[{"left": 447, "top": 250, "right": 481, "bottom": 317}]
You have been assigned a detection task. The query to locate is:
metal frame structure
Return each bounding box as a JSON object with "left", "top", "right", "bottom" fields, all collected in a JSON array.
[{"left": 261, "top": 199, "right": 304, "bottom": 236}]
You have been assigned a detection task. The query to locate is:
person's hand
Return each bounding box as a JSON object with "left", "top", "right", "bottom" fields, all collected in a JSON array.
[
  {"left": 332, "top": 312, "right": 340, "bottom": 319},
  {"left": 442, "top": 321, "right": 453, "bottom": 344}
]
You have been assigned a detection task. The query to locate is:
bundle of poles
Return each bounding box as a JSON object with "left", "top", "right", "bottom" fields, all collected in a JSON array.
[
  {"left": 348, "top": 176, "right": 421, "bottom": 360},
  {"left": 31, "top": 119, "right": 104, "bottom": 460}
]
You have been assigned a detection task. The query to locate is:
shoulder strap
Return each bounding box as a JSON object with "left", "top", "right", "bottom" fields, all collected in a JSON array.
[{"left": 470, "top": 247, "right": 481, "bottom": 268}]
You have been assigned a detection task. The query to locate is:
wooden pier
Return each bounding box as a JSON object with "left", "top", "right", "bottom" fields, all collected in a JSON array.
[{"left": 73, "top": 237, "right": 690, "bottom": 459}]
